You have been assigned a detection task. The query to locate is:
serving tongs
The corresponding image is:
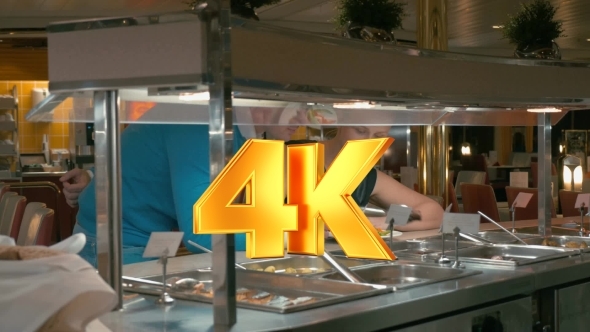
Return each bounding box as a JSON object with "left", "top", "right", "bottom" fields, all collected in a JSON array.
[{"left": 188, "top": 240, "right": 247, "bottom": 270}]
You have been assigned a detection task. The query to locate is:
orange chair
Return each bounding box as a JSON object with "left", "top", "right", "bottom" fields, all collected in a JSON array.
[
  {"left": 16, "top": 207, "right": 55, "bottom": 246},
  {"left": 0, "top": 195, "right": 27, "bottom": 238},
  {"left": 559, "top": 190, "right": 587, "bottom": 218},
  {"left": 460, "top": 183, "right": 501, "bottom": 223},
  {"left": 505, "top": 187, "right": 556, "bottom": 221},
  {"left": 447, "top": 176, "right": 460, "bottom": 213}
]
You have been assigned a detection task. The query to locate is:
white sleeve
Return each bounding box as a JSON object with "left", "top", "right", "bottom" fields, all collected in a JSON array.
[{"left": 86, "top": 170, "right": 94, "bottom": 179}]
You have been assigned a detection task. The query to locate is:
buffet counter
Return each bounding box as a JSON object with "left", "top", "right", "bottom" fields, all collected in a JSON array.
[{"left": 99, "top": 217, "right": 590, "bottom": 331}]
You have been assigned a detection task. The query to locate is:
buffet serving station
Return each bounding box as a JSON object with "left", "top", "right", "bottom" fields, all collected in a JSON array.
[{"left": 27, "top": 2, "right": 590, "bottom": 331}]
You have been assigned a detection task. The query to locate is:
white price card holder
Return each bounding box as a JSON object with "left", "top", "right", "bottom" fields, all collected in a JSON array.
[
  {"left": 386, "top": 204, "right": 412, "bottom": 227},
  {"left": 143, "top": 232, "right": 184, "bottom": 305},
  {"left": 143, "top": 232, "right": 184, "bottom": 258},
  {"left": 513, "top": 192, "right": 533, "bottom": 208},
  {"left": 442, "top": 212, "right": 480, "bottom": 235},
  {"left": 575, "top": 194, "right": 590, "bottom": 209}
]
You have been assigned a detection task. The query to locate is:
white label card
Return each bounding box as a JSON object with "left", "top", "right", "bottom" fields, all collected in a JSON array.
[
  {"left": 442, "top": 212, "right": 480, "bottom": 235},
  {"left": 575, "top": 193, "right": 590, "bottom": 209},
  {"left": 513, "top": 192, "right": 533, "bottom": 208},
  {"left": 386, "top": 204, "right": 412, "bottom": 227},
  {"left": 143, "top": 232, "right": 184, "bottom": 258}
]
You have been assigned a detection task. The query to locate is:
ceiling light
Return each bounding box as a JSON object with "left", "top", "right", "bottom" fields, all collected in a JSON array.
[
  {"left": 587, "top": 39, "right": 590, "bottom": 41},
  {"left": 527, "top": 107, "right": 561, "bottom": 113},
  {"left": 178, "top": 92, "right": 210, "bottom": 101},
  {"left": 333, "top": 101, "right": 376, "bottom": 109},
  {"left": 492, "top": 25, "right": 504, "bottom": 29},
  {"left": 8, "top": 32, "right": 13, "bottom": 35}
]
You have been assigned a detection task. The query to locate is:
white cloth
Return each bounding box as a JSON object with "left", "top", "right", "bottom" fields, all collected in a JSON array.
[{"left": 0, "top": 235, "right": 116, "bottom": 332}]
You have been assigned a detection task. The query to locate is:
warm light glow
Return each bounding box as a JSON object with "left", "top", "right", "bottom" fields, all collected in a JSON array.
[
  {"left": 461, "top": 143, "right": 471, "bottom": 156},
  {"left": 179, "top": 92, "right": 210, "bottom": 101},
  {"left": 492, "top": 25, "right": 504, "bottom": 29},
  {"left": 333, "top": 102, "right": 376, "bottom": 109},
  {"left": 559, "top": 144, "right": 563, "bottom": 153},
  {"left": 527, "top": 107, "right": 561, "bottom": 113},
  {"left": 574, "top": 166, "right": 583, "bottom": 191},
  {"left": 564, "top": 167, "right": 572, "bottom": 190},
  {"left": 564, "top": 165, "right": 583, "bottom": 191}
]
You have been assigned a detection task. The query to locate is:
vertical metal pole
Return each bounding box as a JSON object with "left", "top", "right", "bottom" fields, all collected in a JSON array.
[
  {"left": 94, "top": 90, "right": 123, "bottom": 309},
  {"left": 418, "top": 126, "right": 434, "bottom": 194},
  {"left": 205, "top": 0, "right": 236, "bottom": 327},
  {"left": 538, "top": 113, "right": 552, "bottom": 237}
]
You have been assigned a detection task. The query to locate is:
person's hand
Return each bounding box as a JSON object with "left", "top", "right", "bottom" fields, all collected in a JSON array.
[{"left": 60, "top": 169, "right": 91, "bottom": 208}]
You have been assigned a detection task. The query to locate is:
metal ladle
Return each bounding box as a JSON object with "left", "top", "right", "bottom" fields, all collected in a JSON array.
[
  {"left": 477, "top": 211, "right": 528, "bottom": 245},
  {"left": 188, "top": 240, "right": 247, "bottom": 270}
]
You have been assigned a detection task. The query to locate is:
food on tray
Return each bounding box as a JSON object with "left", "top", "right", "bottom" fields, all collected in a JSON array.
[
  {"left": 540, "top": 238, "right": 589, "bottom": 249},
  {"left": 189, "top": 283, "right": 317, "bottom": 307},
  {"left": 565, "top": 241, "right": 588, "bottom": 249},
  {"left": 490, "top": 255, "right": 504, "bottom": 260},
  {"left": 541, "top": 239, "right": 559, "bottom": 247},
  {"left": 250, "top": 266, "right": 329, "bottom": 274},
  {"left": 377, "top": 228, "right": 391, "bottom": 236}
]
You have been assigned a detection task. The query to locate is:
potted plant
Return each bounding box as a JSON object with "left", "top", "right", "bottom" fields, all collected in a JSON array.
[
  {"left": 335, "top": 0, "right": 407, "bottom": 43},
  {"left": 185, "top": 0, "right": 280, "bottom": 20},
  {"left": 502, "top": 0, "right": 565, "bottom": 59}
]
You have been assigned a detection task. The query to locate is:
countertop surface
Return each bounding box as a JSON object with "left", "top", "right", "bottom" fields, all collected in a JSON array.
[
  {"left": 21, "top": 171, "right": 67, "bottom": 177},
  {"left": 99, "top": 216, "right": 589, "bottom": 332}
]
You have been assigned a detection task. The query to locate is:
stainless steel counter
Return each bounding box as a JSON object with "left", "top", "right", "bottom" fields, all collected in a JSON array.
[
  {"left": 21, "top": 171, "right": 67, "bottom": 177},
  {"left": 100, "top": 218, "right": 590, "bottom": 331}
]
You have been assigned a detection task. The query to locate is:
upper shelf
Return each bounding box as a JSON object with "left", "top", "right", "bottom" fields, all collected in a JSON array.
[
  {"left": 26, "top": 11, "right": 589, "bottom": 126},
  {"left": 0, "top": 97, "right": 16, "bottom": 111}
]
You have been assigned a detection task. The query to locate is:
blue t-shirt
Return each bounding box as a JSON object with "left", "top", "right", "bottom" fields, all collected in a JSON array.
[{"left": 76, "top": 124, "right": 246, "bottom": 260}]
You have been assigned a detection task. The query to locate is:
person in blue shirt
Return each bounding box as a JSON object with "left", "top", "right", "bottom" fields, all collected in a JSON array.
[
  {"left": 62, "top": 124, "right": 248, "bottom": 267},
  {"left": 61, "top": 107, "right": 305, "bottom": 267}
]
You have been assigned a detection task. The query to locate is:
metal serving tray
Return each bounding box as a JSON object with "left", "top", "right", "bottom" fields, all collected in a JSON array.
[
  {"left": 522, "top": 236, "right": 590, "bottom": 252},
  {"left": 239, "top": 255, "right": 383, "bottom": 276},
  {"left": 123, "top": 269, "right": 391, "bottom": 313},
  {"left": 425, "top": 244, "right": 579, "bottom": 267},
  {"left": 320, "top": 263, "right": 481, "bottom": 290},
  {"left": 488, "top": 226, "right": 580, "bottom": 236}
]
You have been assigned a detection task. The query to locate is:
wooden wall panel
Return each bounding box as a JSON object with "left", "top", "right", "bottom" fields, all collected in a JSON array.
[{"left": 0, "top": 44, "right": 48, "bottom": 81}]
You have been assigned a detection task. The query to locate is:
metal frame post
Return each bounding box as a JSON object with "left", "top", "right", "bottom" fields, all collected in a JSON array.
[
  {"left": 205, "top": 0, "right": 237, "bottom": 327},
  {"left": 94, "top": 90, "right": 123, "bottom": 309},
  {"left": 538, "top": 113, "right": 552, "bottom": 236}
]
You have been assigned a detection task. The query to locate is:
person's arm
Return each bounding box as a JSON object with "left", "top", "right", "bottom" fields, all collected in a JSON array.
[{"left": 369, "top": 170, "right": 444, "bottom": 231}]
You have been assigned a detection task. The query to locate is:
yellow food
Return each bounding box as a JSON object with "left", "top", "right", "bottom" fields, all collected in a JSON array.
[
  {"left": 285, "top": 267, "right": 297, "bottom": 274},
  {"left": 542, "top": 239, "right": 559, "bottom": 247},
  {"left": 299, "top": 268, "right": 313, "bottom": 274},
  {"left": 264, "top": 266, "right": 276, "bottom": 273},
  {"left": 377, "top": 228, "right": 390, "bottom": 236}
]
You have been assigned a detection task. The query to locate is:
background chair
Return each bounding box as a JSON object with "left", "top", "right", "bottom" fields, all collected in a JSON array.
[
  {"left": 455, "top": 171, "right": 486, "bottom": 199},
  {"left": 0, "top": 195, "right": 27, "bottom": 238},
  {"left": 460, "top": 183, "right": 501, "bottom": 223},
  {"left": 446, "top": 172, "right": 460, "bottom": 213},
  {"left": 559, "top": 190, "right": 587, "bottom": 218},
  {"left": 16, "top": 206, "right": 55, "bottom": 246},
  {"left": 505, "top": 187, "right": 556, "bottom": 221}
]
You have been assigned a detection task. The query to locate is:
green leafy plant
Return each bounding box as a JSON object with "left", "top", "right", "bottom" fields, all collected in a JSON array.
[
  {"left": 502, "top": 0, "right": 565, "bottom": 49},
  {"left": 336, "top": 0, "right": 407, "bottom": 32}
]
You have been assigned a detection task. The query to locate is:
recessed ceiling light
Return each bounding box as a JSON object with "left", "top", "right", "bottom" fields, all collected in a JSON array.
[
  {"left": 587, "top": 38, "right": 590, "bottom": 41},
  {"left": 492, "top": 25, "right": 504, "bottom": 29},
  {"left": 527, "top": 107, "right": 561, "bottom": 113},
  {"left": 8, "top": 32, "right": 14, "bottom": 35}
]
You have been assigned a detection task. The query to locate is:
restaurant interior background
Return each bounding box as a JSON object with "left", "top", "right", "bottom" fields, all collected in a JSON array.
[{"left": 2, "top": 0, "right": 590, "bottom": 200}]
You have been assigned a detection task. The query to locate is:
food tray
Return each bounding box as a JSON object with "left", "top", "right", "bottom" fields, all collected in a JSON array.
[
  {"left": 239, "top": 255, "right": 384, "bottom": 276},
  {"left": 123, "top": 269, "right": 391, "bottom": 313},
  {"left": 425, "top": 244, "right": 579, "bottom": 267},
  {"left": 332, "top": 239, "right": 477, "bottom": 261},
  {"left": 522, "top": 236, "right": 590, "bottom": 252},
  {"left": 321, "top": 263, "right": 481, "bottom": 290}
]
